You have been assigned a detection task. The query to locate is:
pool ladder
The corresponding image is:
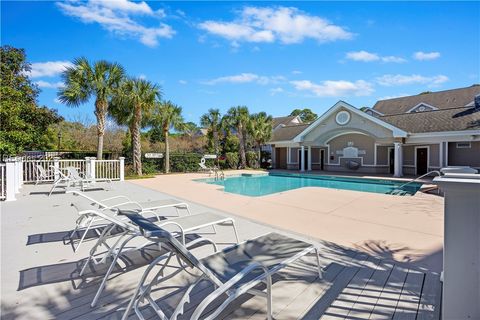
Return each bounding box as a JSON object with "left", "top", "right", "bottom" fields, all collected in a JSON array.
[{"left": 214, "top": 168, "right": 225, "bottom": 181}]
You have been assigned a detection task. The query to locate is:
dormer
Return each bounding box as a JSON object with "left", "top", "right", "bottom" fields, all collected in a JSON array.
[
  {"left": 406, "top": 102, "right": 438, "bottom": 113},
  {"left": 362, "top": 107, "right": 384, "bottom": 117}
]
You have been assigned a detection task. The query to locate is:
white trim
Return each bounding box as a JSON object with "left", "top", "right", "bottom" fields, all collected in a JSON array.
[
  {"left": 406, "top": 102, "right": 439, "bottom": 113},
  {"left": 324, "top": 131, "right": 371, "bottom": 144},
  {"left": 439, "top": 142, "right": 443, "bottom": 168},
  {"left": 335, "top": 110, "right": 351, "bottom": 125},
  {"left": 409, "top": 130, "right": 480, "bottom": 138},
  {"left": 445, "top": 142, "right": 449, "bottom": 166},
  {"left": 374, "top": 143, "right": 378, "bottom": 166},
  {"left": 293, "top": 100, "right": 408, "bottom": 142},
  {"left": 307, "top": 146, "right": 312, "bottom": 171},
  {"left": 363, "top": 107, "right": 384, "bottom": 116},
  {"left": 414, "top": 145, "right": 430, "bottom": 175}
]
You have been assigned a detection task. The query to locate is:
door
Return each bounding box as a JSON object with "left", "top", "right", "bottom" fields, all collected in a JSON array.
[
  {"left": 275, "top": 148, "right": 287, "bottom": 169},
  {"left": 320, "top": 149, "right": 325, "bottom": 170},
  {"left": 416, "top": 148, "right": 428, "bottom": 175},
  {"left": 389, "top": 148, "right": 395, "bottom": 174},
  {"left": 298, "top": 149, "right": 308, "bottom": 170}
]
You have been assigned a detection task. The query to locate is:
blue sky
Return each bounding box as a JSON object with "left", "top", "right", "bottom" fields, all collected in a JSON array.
[{"left": 2, "top": 1, "right": 479, "bottom": 124}]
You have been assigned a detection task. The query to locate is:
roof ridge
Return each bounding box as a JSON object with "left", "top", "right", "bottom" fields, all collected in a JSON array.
[
  {"left": 376, "top": 85, "right": 480, "bottom": 103},
  {"left": 380, "top": 105, "right": 474, "bottom": 117}
]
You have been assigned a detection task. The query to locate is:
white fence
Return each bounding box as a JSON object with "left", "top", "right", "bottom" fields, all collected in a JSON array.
[{"left": 0, "top": 157, "right": 124, "bottom": 201}]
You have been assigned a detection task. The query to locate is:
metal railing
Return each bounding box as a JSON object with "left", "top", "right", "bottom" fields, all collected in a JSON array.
[{"left": 398, "top": 170, "right": 442, "bottom": 189}]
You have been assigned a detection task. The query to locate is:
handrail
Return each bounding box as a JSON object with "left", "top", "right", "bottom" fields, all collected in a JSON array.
[{"left": 398, "top": 170, "right": 442, "bottom": 189}]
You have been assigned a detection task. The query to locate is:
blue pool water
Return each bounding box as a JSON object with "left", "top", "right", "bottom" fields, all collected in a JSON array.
[{"left": 197, "top": 173, "right": 422, "bottom": 197}]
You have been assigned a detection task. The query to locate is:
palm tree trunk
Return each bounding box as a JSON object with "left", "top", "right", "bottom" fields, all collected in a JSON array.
[
  {"left": 164, "top": 128, "right": 170, "bottom": 173},
  {"left": 94, "top": 99, "right": 107, "bottom": 160},
  {"left": 257, "top": 142, "right": 262, "bottom": 169},
  {"left": 132, "top": 105, "right": 142, "bottom": 176},
  {"left": 238, "top": 126, "right": 246, "bottom": 169}
]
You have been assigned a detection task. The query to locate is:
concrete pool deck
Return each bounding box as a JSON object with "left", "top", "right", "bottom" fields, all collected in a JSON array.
[{"left": 131, "top": 170, "right": 444, "bottom": 272}]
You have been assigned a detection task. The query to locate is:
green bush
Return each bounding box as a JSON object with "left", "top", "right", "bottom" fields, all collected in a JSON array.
[
  {"left": 246, "top": 151, "right": 258, "bottom": 168},
  {"left": 169, "top": 153, "right": 203, "bottom": 172},
  {"left": 225, "top": 152, "right": 239, "bottom": 169},
  {"left": 218, "top": 159, "right": 228, "bottom": 170}
]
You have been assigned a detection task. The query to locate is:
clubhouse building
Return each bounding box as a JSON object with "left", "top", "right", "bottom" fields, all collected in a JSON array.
[{"left": 269, "top": 85, "right": 480, "bottom": 176}]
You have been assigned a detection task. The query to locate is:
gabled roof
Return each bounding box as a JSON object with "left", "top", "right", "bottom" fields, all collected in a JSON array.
[
  {"left": 270, "top": 123, "right": 311, "bottom": 142},
  {"left": 272, "top": 115, "right": 301, "bottom": 128},
  {"left": 295, "top": 101, "right": 407, "bottom": 141},
  {"left": 373, "top": 85, "right": 480, "bottom": 115},
  {"left": 380, "top": 106, "right": 480, "bottom": 133}
]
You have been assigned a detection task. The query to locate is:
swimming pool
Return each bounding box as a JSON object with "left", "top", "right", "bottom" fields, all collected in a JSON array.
[{"left": 196, "top": 173, "right": 422, "bottom": 197}]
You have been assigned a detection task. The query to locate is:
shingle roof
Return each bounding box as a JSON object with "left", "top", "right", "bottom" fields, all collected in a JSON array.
[
  {"left": 272, "top": 116, "right": 300, "bottom": 128},
  {"left": 379, "top": 106, "right": 480, "bottom": 133},
  {"left": 373, "top": 85, "right": 480, "bottom": 115},
  {"left": 270, "top": 123, "right": 310, "bottom": 141}
]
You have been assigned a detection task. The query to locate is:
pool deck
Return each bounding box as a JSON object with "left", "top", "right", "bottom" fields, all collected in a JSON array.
[
  {"left": 131, "top": 170, "right": 444, "bottom": 271},
  {"left": 0, "top": 177, "right": 442, "bottom": 319}
]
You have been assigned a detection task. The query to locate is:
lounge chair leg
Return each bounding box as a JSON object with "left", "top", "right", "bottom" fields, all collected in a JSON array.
[
  {"left": 75, "top": 218, "right": 94, "bottom": 253},
  {"left": 315, "top": 248, "right": 322, "bottom": 278},
  {"left": 231, "top": 220, "right": 240, "bottom": 244},
  {"left": 91, "top": 234, "right": 137, "bottom": 308},
  {"left": 266, "top": 274, "right": 273, "bottom": 320}
]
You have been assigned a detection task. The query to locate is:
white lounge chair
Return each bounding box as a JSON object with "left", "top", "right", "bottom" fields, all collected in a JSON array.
[
  {"left": 121, "top": 212, "right": 322, "bottom": 320},
  {"left": 70, "top": 203, "right": 239, "bottom": 308},
  {"left": 35, "top": 164, "right": 55, "bottom": 185},
  {"left": 48, "top": 165, "right": 73, "bottom": 196},
  {"left": 198, "top": 158, "right": 215, "bottom": 175},
  {"left": 66, "top": 190, "right": 192, "bottom": 252}
]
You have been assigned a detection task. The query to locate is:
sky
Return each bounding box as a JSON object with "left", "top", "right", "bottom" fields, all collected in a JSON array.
[{"left": 2, "top": 1, "right": 479, "bottom": 124}]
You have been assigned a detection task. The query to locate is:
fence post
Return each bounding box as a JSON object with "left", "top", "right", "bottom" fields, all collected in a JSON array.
[
  {"left": 85, "top": 157, "right": 91, "bottom": 178},
  {"left": 18, "top": 157, "right": 23, "bottom": 187},
  {"left": 90, "top": 157, "right": 96, "bottom": 180},
  {"left": 119, "top": 157, "right": 125, "bottom": 181},
  {"left": 53, "top": 157, "right": 60, "bottom": 181},
  {"left": 5, "top": 160, "right": 16, "bottom": 201},
  {"left": 14, "top": 158, "right": 20, "bottom": 193}
]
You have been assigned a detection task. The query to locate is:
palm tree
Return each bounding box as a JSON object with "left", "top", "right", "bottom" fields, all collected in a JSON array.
[
  {"left": 110, "top": 78, "right": 161, "bottom": 175},
  {"left": 224, "top": 106, "right": 250, "bottom": 168},
  {"left": 154, "top": 100, "right": 184, "bottom": 173},
  {"left": 200, "top": 108, "right": 221, "bottom": 156},
  {"left": 249, "top": 112, "right": 273, "bottom": 167},
  {"left": 58, "top": 57, "right": 125, "bottom": 159}
]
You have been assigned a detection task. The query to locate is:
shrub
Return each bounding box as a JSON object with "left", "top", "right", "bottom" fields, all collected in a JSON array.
[
  {"left": 217, "top": 159, "right": 228, "bottom": 170},
  {"left": 169, "top": 153, "right": 203, "bottom": 172},
  {"left": 246, "top": 151, "right": 258, "bottom": 168},
  {"left": 225, "top": 152, "right": 239, "bottom": 169}
]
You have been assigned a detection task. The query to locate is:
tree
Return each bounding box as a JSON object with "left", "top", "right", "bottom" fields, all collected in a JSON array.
[
  {"left": 110, "top": 78, "right": 161, "bottom": 175},
  {"left": 289, "top": 108, "right": 317, "bottom": 122},
  {"left": 0, "top": 45, "right": 62, "bottom": 155},
  {"left": 200, "top": 108, "right": 221, "bottom": 156},
  {"left": 58, "top": 57, "right": 125, "bottom": 159},
  {"left": 249, "top": 112, "right": 273, "bottom": 167},
  {"left": 182, "top": 122, "right": 199, "bottom": 139},
  {"left": 153, "top": 101, "right": 184, "bottom": 173},
  {"left": 224, "top": 106, "right": 250, "bottom": 168}
]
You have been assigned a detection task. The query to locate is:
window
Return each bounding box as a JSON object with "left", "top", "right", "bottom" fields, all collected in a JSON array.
[
  {"left": 335, "top": 111, "right": 351, "bottom": 125},
  {"left": 407, "top": 103, "right": 437, "bottom": 113},
  {"left": 456, "top": 142, "right": 471, "bottom": 149}
]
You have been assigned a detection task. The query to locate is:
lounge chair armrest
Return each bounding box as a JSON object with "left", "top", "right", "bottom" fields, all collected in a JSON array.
[
  {"left": 105, "top": 201, "right": 144, "bottom": 211},
  {"left": 100, "top": 195, "right": 133, "bottom": 203},
  {"left": 184, "top": 237, "right": 218, "bottom": 253},
  {"left": 191, "top": 261, "right": 270, "bottom": 320}
]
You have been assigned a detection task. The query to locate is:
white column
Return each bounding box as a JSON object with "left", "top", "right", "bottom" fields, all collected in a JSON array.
[
  {"left": 90, "top": 157, "right": 96, "bottom": 180},
  {"left": 434, "top": 174, "right": 480, "bottom": 320},
  {"left": 53, "top": 157, "right": 60, "bottom": 181},
  {"left": 5, "top": 160, "right": 16, "bottom": 201},
  {"left": 119, "top": 157, "right": 125, "bottom": 181},
  {"left": 14, "top": 158, "right": 20, "bottom": 194},
  {"left": 300, "top": 145, "right": 305, "bottom": 172},
  {"left": 439, "top": 142, "right": 444, "bottom": 168},
  {"left": 18, "top": 158, "right": 23, "bottom": 187},
  {"left": 307, "top": 146, "right": 312, "bottom": 171},
  {"left": 393, "top": 142, "right": 403, "bottom": 177}
]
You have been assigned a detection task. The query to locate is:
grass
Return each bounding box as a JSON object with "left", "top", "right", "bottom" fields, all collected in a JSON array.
[{"left": 125, "top": 174, "right": 156, "bottom": 180}]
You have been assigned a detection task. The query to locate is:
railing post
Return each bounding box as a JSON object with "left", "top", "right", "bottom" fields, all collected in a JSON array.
[
  {"left": 119, "top": 157, "right": 125, "bottom": 181},
  {"left": 14, "top": 157, "right": 20, "bottom": 193},
  {"left": 85, "top": 157, "right": 91, "bottom": 178},
  {"left": 5, "top": 160, "right": 16, "bottom": 201},
  {"left": 89, "top": 157, "right": 96, "bottom": 180},
  {"left": 434, "top": 173, "right": 480, "bottom": 320},
  {"left": 18, "top": 157, "right": 23, "bottom": 187},
  {"left": 53, "top": 157, "right": 60, "bottom": 181}
]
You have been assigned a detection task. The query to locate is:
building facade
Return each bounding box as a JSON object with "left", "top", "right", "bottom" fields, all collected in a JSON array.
[{"left": 269, "top": 86, "right": 480, "bottom": 176}]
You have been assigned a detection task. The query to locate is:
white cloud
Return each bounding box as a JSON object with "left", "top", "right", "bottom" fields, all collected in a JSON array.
[
  {"left": 413, "top": 51, "right": 440, "bottom": 61},
  {"left": 198, "top": 6, "right": 353, "bottom": 45},
  {"left": 203, "top": 73, "right": 286, "bottom": 85},
  {"left": 35, "top": 80, "right": 64, "bottom": 89},
  {"left": 28, "top": 61, "right": 72, "bottom": 78},
  {"left": 290, "top": 79, "right": 374, "bottom": 97},
  {"left": 178, "top": 80, "right": 188, "bottom": 85},
  {"left": 376, "top": 74, "right": 449, "bottom": 87},
  {"left": 346, "top": 50, "right": 406, "bottom": 63},
  {"left": 292, "top": 70, "right": 302, "bottom": 74},
  {"left": 56, "top": 0, "right": 174, "bottom": 47},
  {"left": 138, "top": 74, "right": 147, "bottom": 80},
  {"left": 269, "top": 87, "right": 284, "bottom": 95}
]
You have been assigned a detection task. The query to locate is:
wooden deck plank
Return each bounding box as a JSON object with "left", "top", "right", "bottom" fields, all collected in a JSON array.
[
  {"left": 416, "top": 272, "right": 442, "bottom": 320},
  {"left": 369, "top": 265, "right": 409, "bottom": 319},
  {"left": 344, "top": 261, "right": 394, "bottom": 319},
  {"left": 392, "top": 269, "right": 425, "bottom": 320}
]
